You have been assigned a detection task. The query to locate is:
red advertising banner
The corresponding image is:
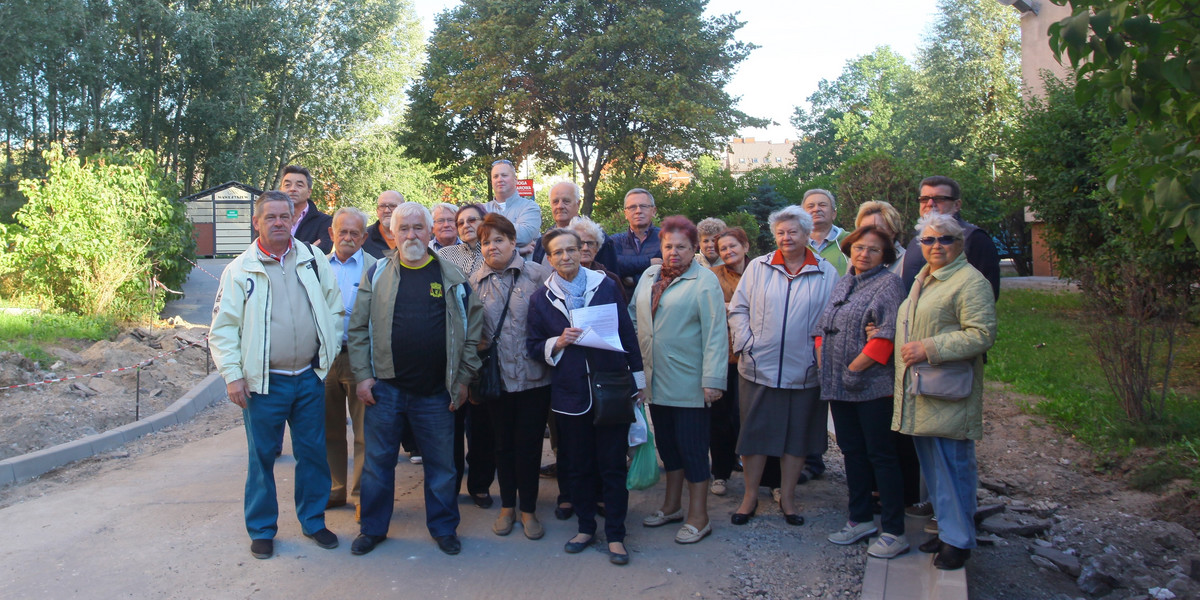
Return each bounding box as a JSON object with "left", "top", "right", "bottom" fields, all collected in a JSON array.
[{"left": 516, "top": 179, "right": 534, "bottom": 198}]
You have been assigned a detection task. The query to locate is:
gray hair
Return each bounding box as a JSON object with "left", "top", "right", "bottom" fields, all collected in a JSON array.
[
  {"left": 624, "top": 188, "right": 655, "bottom": 205},
  {"left": 391, "top": 201, "right": 433, "bottom": 236},
  {"left": 569, "top": 215, "right": 606, "bottom": 244},
  {"left": 551, "top": 181, "right": 582, "bottom": 202},
  {"left": 697, "top": 217, "right": 727, "bottom": 238},
  {"left": 332, "top": 206, "right": 368, "bottom": 232},
  {"left": 915, "top": 212, "right": 965, "bottom": 239},
  {"left": 255, "top": 190, "right": 293, "bottom": 215},
  {"left": 768, "top": 205, "right": 813, "bottom": 235},
  {"left": 431, "top": 202, "right": 459, "bottom": 219},
  {"left": 803, "top": 188, "right": 836, "bottom": 211}
]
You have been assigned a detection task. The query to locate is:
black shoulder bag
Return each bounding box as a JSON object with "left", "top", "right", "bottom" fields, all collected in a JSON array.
[{"left": 471, "top": 273, "right": 517, "bottom": 403}]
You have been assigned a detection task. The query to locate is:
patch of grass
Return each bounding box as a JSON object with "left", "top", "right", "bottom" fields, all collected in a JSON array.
[
  {"left": 0, "top": 310, "right": 119, "bottom": 365},
  {"left": 988, "top": 290, "right": 1200, "bottom": 480}
]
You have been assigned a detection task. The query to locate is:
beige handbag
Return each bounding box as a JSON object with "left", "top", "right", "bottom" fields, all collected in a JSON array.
[{"left": 903, "top": 274, "right": 973, "bottom": 402}]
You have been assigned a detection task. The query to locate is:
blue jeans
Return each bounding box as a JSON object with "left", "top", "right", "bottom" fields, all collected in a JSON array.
[
  {"left": 242, "top": 370, "right": 330, "bottom": 540},
  {"left": 359, "top": 379, "right": 459, "bottom": 538},
  {"left": 913, "top": 436, "right": 977, "bottom": 549}
]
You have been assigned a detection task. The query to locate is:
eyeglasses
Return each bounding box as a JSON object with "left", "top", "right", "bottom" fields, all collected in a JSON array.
[
  {"left": 377, "top": 203, "right": 398, "bottom": 211},
  {"left": 433, "top": 218, "right": 456, "bottom": 225},
  {"left": 457, "top": 217, "right": 481, "bottom": 226},
  {"left": 850, "top": 244, "right": 882, "bottom": 255},
  {"left": 917, "top": 235, "right": 961, "bottom": 246},
  {"left": 918, "top": 195, "right": 956, "bottom": 204},
  {"left": 579, "top": 240, "right": 598, "bottom": 248},
  {"left": 549, "top": 247, "right": 580, "bottom": 258},
  {"left": 624, "top": 203, "right": 654, "bottom": 212}
]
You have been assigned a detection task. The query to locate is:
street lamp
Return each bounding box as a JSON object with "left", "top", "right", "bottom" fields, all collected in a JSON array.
[{"left": 988, "top": 153, "right": 999, "bottom": 180}]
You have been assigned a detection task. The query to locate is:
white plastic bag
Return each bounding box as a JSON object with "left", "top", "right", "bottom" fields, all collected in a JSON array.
[{"left": 628, "top": 401, "right": 648, "bottom": 446}]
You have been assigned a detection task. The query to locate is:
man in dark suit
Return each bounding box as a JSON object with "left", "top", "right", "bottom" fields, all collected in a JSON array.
[{"left": 280, "top": 164, "right": 333, "bottom": 252}]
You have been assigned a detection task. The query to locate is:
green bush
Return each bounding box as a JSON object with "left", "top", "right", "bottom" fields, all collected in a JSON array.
[{"left": 2, "top": 145, "right": 195, "bottom": 320}]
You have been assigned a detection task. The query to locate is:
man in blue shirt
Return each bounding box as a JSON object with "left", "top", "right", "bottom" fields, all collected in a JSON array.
[
  {"left": 609, "top": 187, "right": 662, "bottom": 297},
  {"left": 486, "top": 159, "right": 542, "bottom": 255},
  {"left": 324, "top": 207, "right": 376, "bottom": 513}
]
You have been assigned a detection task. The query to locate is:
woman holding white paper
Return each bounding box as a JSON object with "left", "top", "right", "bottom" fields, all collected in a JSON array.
[
  {"left": 526, "top": 228, "right": 644, "bottom": 566},
  {"left": 629, "top": 215, "right": 727, "bottom": 544}
]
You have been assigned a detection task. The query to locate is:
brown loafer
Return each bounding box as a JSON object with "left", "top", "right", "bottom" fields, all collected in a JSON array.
[{"left": 521, "top": 513, "right": 544, "bottom": 540}]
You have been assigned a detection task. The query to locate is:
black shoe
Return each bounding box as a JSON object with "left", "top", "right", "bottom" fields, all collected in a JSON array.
[
  {"left": 435, "top": 534, "right": 462, "bottom": 555},
  {"left": 797, "top": 466, "right": 822, "bottom": 484},
  {"left": 919, "top": 537, "right": 942, "bottom": 554},
  {"left": 564, "top": 535, "right": 593, "bottom": 554},
  {"left": 933, "top": 544, "right": 971, "bottom": 570},
  {"left": 472, "top": 493, "right": 494, "bottom": 509},
  {"left": 350, "top": 533, "right": 385, "bottom": 555},
  {"left": 555, "top": 504, "right": 574, "bottom": 520},
  {"left": 539, "top": 463, "right": 557, "bottom": 478},
  {"left": 304, "top": 528, "right": 339, "bottom": 549},
  {"left": 730, "top": 505, "right": 757, "bottom": 525},
  {"left": 250, "top": 538, "right": 273, "bottom": 559},
  {"left": 609, "top": 544, "right": 630, "bottom": 566},
  {"left": 783, "top": 513, "right": 805, "bottom": 526}
]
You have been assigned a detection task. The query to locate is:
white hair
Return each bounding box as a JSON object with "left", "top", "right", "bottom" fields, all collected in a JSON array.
[
  {"left": 551, "top": 181, "right": 582, "bottom": 202},
  {"left": 390, "top": 202, "right": 433, "bottom": 236},
  {"left": 332, "top": 206, "right": 368, "bottom": 231},
  {"left": 768, "top": 205, "right": 813, "bottom": 235},
  {"left": 915, "top": 212, "right": 965, "bottom": 239},
  {"left": 569, "top": 215, "right": 605, "bottom": 244},
  {"left": 431, "top": 202, "right": 459, "bottom": 219},
  {"left": 803, "top": 188, "right": 836, "bottom": 211}
]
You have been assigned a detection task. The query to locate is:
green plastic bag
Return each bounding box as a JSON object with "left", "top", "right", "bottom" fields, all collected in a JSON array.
[{"left": 626, "top": 404, "right": 660, "bottom": 490}]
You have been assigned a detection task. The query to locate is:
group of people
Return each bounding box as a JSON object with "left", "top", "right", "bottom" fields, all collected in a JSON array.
[{"left": 210, "top": 160, "right": 999, "bottom": 572}]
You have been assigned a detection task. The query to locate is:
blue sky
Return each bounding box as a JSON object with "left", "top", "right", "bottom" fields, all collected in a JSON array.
[{"left": 412, "top": 0, "right": 944, "bottom": 142}]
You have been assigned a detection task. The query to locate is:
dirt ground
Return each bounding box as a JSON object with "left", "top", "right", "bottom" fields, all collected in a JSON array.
[{"left": 2, "top": 325, "right": 1199, "bottom": 599}]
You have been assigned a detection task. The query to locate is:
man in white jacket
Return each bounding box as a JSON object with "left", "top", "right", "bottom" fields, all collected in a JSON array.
[{"left": 210, "top": 190, "right": 344, "bottom": 561}]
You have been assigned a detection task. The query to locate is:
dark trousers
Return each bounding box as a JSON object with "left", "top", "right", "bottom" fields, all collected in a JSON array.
[
  {"left": 490, "top": 386, "right": 552, "bottom": 512},
  {"left": 455, "top": 400, "right": 496, "bottom": 496},
  {"left": 893, "top": 431, "right": 922, "bottom": 505},
  {"left": 709, "top": 363, "right": 741, "bottom": 480},
  {"left": 650, "top": 404, "right": 711, "bottom": 483},
  {"left": 831, "top": 397, "right": 905, "bottom": 535},
  {"left": 556, "top": 411, "right": 629, "bottom": 542}
]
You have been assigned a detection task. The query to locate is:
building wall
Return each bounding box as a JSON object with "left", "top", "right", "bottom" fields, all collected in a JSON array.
[
  {"left": 722, "top": 137, "right": 796, "bottom": 174},
  {"left": 1019, "top": 1, "right": 1073, "bottom": 97}
]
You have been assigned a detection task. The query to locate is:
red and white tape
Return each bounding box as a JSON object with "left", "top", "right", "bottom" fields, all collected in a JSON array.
[{"left": 0, "top": 335, "right": 209, "bottom": 391}]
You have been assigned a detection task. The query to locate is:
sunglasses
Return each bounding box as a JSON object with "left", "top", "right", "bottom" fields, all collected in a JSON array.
[
  {"left": 917, "top": 235, "right": 961, "bottom": 246},
  {"left": 491, "top": 159, "right": 513, "bottom": 167}
]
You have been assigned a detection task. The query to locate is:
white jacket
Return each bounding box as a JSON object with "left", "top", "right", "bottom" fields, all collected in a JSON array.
[
  {"left": 210, "top": 240, "right": 343, "bottom": 394},
  {"left": 728, "top": 250, "right": 837, "bottom": 389}
]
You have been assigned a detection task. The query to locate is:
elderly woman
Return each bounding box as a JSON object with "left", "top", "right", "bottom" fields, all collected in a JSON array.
[
  {"left": 630, "top": 216, "right": 727, "bottom": 544},
  {"left": 729, "top": 206, "right": 838, "bottom": 526},
  {"left": 569, "top": 216, "right": 625, "bottom": 301},
  {"left": 855, "top": 201, "right": 907, "bottom": 274},
  {"left": 894, "top": 212, "right": 996, "bottom": 571},
  {"left": 814, "top": 225, "right": 908, "bottom": 558},
  {"left": 694, "top": 217, "right": 727, "bottom": 268},
  {"left": 527, "top": 228, "right": 644, "bottom": 566},
  {"left": 470, "top": 214, "right": 553, "bottom": 540},
  {"left": 437, "top": 203, "right": 487, "bottom": 277},
  {"left": 438, "top": 202, "right": 495, "bottom": 508},
  {"left": 708, "top": 227, "right": 751, "bottom": 496}
]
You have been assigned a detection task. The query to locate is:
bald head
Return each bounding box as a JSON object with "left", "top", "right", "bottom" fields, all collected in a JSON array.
[{"left": 375, "top": 190, "right": 403, "bottom": 227}]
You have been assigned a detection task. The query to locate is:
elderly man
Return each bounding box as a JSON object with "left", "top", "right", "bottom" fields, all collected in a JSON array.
[
  {"left": 486, "top": 159, "right": 542, "bottom": 253},
  {"left": 530, "top": 181, "right": 617, "bottom": 266},
  {"left": 430, "top": 202, "right": 461, "bottom": 251},
  {"left": 280, "top": 165, "right": 333, "bottom": 251},
  {"left": 324, "top": 207, "right": 376, "bottom": 513},
  {"left": 901, "top": 176, "right": 1000, "bottom": 299},
  {"left": 210, "top": 190, "right": 344, "bottom": 560},
  {"left": 609, "top": 187, "right": 663, "bottom": 296},
  {"left": 362, "top": 190, "right": 402, "bottom": 259},
  {"left": 802, "top": 189, "right": 848, "bottom": 275},
  {"left": 349, "top": 202, "right": 483, "bottom": 557}
]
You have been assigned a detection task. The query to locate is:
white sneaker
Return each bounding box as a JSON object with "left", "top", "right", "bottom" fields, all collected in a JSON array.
[
  {"left": 710, "top": 479, "right": 727, "bottom": 496},
  {"left": 827, "top": 521, "right": 878, "bottom": 545},
  {"left": 868, "top": 533, "right": 910, "bottom": 558},
  {"left": 409, "top": 455, "right": 423, "bottom": 464}
]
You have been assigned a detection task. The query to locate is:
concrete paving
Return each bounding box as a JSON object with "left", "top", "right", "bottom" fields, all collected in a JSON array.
[{"left": 161, "top": 258, "right": 232, "bottom": 326}]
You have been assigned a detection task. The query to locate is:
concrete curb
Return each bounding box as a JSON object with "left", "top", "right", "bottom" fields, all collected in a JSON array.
[
  {"left": 0, "top": 372, "right": 227, "bottom": 486},
  {"left": 861, "top": 514, "right": 969, "bottom": 600}
]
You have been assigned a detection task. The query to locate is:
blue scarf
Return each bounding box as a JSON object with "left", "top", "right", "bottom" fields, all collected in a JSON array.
[{"left": 554, "top": 270, "right": 587, "bottom": 310}]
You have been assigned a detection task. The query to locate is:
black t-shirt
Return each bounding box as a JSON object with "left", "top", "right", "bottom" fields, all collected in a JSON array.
[{"left": 387, "top": 257, "right": 447, "bottom": 396}]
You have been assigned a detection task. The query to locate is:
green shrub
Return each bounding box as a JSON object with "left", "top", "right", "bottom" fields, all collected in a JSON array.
[{"left": 2, "top": 145, "right": 195, "bottom": 320}]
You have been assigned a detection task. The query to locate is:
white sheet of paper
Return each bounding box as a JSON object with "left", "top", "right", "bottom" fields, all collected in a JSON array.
[{"left": 570, "top": 303, "right": 626, "bottom": 353}]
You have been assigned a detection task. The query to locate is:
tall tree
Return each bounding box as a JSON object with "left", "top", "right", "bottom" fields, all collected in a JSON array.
[
  {"left": 1049, "top": 0, "right": 1200, "bottom": 250},
  {"left": 421, "top": 0, "right": 764, "bottom": 215}
]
